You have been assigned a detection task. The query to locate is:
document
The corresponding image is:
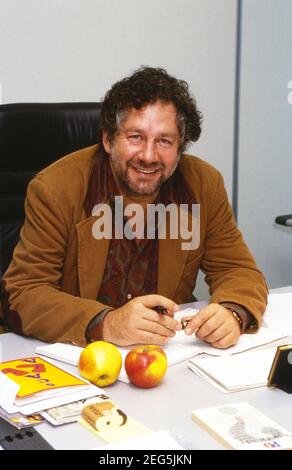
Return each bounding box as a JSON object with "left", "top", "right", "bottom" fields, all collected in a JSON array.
[
  {"left": 192, "top": 402, "right": 292, "bottom": 450},
  {"left": 192, "top": 326, "right": 287, "bottom": 357},
  {"left": 35, "top": 342, "right": 84, "bottom": 367},
  {"left": 188, "top": 347, "right": 278, "bottom": 393}
]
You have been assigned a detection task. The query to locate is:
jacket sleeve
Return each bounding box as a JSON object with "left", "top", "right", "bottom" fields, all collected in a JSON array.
[
  {"left": 1, "top": 176, "right": 108, "bottom": 346},
  {"left": 200, "top": 171, "right": 268, "bottom": 331}
]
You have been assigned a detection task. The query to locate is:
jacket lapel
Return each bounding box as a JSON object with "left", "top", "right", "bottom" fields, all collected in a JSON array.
[
  {"left": 77, "top": 216, "right": 110, "bottom": 300},
  {"left": 158, "top": 203, "right": 197, "bottom": 299},
  {"left": 157, "top": 237, "right": 189, "bottom": 299}
]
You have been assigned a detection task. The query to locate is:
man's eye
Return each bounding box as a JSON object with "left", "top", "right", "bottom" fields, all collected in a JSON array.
[
  {"left": 160, "top": 138, "right": 171, "bottom": 146},
  {"left": 129, "top": 134, "right": 141, "bottom": 141}
]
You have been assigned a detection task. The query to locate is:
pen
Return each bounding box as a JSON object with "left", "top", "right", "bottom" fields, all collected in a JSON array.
[
  {"left": 153, "top": 306, "right": 168, "bottom": 315},
  {"left": 154, "top": 307, "right": 191, "bottom": 329}
]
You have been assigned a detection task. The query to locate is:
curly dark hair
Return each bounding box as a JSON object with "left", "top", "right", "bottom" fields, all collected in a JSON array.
[{"left": 99, "top": 66, "right": 202, "bottom": 154}]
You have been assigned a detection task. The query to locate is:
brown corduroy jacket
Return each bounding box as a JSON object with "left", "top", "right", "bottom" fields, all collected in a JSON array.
[{"left": 1, "top": 145, "right": 268, "bottom": 346}]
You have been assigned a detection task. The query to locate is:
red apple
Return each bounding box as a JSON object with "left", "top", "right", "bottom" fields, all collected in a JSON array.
[{"left": 125, "top": 345, "right": 168, "bottom": 388}]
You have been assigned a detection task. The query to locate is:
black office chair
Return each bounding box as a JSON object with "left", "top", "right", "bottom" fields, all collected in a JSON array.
[
  {"left": 275, "top": 214, "right": 292, "bottom": 227},
  {"left": 0, "top": 102, "right": 101, "bottom": 278}
]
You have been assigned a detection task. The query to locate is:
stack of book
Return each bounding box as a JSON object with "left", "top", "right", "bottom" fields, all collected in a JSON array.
[
  {"left": 0, "top": 356, "right": 101, "bottom": 415},
  {"left": 192, "top": 402, "right": 292, "bottom": 450}
]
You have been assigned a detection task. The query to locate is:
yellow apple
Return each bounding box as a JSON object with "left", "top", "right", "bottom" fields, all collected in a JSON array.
[
  {"left": 125, "top": 345, "right": 168, "bottom": 388},
  {"left": 78, "top": 341, "right": 122, "bottom": 387}
]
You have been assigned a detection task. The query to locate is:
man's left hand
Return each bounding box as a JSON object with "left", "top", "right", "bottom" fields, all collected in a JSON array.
[{"left": 181, "top": 303, "right": 241, "bottom": 349}]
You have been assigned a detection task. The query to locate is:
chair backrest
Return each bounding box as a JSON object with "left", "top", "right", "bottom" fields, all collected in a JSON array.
[
  {"left": 275, "top": 214, "right": 292, "bottom": 227},
  {"left": 0, "top": 102, "right": 101, "bottom": 276}
]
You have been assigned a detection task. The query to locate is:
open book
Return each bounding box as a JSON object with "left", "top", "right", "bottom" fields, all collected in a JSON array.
[{"left": 192, "top": 402, "right": 292, "bottom": 450}]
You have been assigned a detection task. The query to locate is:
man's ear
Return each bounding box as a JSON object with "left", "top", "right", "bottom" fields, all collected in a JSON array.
[{"left": 102, "top": 130, "right": 112, "bottom": 154}]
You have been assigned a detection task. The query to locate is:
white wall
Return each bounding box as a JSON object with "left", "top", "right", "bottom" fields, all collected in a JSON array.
[
  {"left": 0, "top": 0, "right": 238, "bottom": 299},
  {"left": 238, "top": 0, "right": 292, "bottom": 289},
  {"left": 0, "top": 0, "right": 236, "bottom": 194}
]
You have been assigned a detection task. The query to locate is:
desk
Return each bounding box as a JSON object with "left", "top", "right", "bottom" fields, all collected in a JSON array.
[{"left": 1, "top": 289, "right": 292, "bottom": 450}]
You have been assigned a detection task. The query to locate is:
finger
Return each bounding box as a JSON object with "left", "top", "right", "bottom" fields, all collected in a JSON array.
[
  {"left": 139, "top": 318, "right": 177, "bottom": 339},
  {"left": 144, "top": 307, "right": 181, "bottom": 331},
  {"left": 135, "top": 329, "right": 171, "bottom": 346},
  {"left": 211, "top": 331, "right": 239, "bottom": 349},
  {"left": 151, "top": 307, "right": 175, "bottom": 319},
  {"left": 195, "top": 315, "right": 225, "bottom": 341},
  {"left": 138, "top": 294, "right": 179, "bottom": 313},
  {"left": 198, "top": 322, "right": 231, "bottom": 343},
  {"left": 184, "top": 305, "right": 217, "bottom": 333}
]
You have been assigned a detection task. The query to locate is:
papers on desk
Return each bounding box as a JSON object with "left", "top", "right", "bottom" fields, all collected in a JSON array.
[
  {"left": 116, "top": 325, "right": 286, "bottom": 383},
  {"left": 188, "top": 347, "right": 278, "bottom": 393},
  {"left": 36, "top": 340, "right": 202, "bottom": 384},
  {"left": 35, "top": 308, "right": 201, "bottom": 384},
  {"left": 263, "top": 292, "right": 292, "bottom": 333},
  {"left": 35, "top": 303, "right": 289, "bottom": 389},
  {"left": 35, "top": 342, "right": 84, "bottom": 367},
  {"left": 0, "top": 356, "right": 102, "bottom": 415},
  {"left": 185, "top": 292, "right": 292, "bottom": 393},
  {"left": 35, "top": 325, "right": 286, "bottom": 386}
]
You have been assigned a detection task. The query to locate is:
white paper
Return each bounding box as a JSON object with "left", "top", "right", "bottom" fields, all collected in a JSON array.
[
  {"left": 195, "top": 326, "right": 287, "bottom": 357},
  {"left": 262, "top": 293, "right": 292, "bottom": 333},
  {"left": 36, "top": 343, "right": 83, "bottom": 366},
  {"left": 188, "top": 347, "right": 278, "bottom": 393}
]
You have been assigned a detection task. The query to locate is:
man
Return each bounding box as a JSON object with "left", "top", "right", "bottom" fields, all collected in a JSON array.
[{"left": 1, "top": 67, "right": 268, "bottom": 348}]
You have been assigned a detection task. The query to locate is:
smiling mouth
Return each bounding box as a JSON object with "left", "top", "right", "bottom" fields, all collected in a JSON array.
[
  {"left": 130, "top": 165, "right": 161, "bottom": 175},
  {"left": 136, "top": 168, "right": 157, "bottom": 174}
]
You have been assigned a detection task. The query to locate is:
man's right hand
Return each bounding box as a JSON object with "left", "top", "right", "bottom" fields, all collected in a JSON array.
[{"left": 102, "top": 294, "right": 181, "bottom": 346}]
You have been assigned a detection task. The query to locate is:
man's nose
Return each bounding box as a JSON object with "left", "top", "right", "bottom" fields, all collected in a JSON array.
[{"left": 139, "top": 140, "right": 158, "bottom": 163}]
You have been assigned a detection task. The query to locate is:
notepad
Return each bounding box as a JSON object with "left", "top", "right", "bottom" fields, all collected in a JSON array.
[{"left": 188, "top": 347, "right": 278, "bottom": 393}]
